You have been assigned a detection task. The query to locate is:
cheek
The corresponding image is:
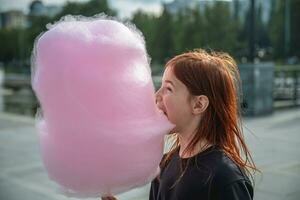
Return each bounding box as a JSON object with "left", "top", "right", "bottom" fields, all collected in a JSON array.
[
  {"left": 163, "top": 95, "right": 173, "bottom": 111},
  {"left": 164, "top": 95, "right": 191, "bottom": 118},
  {"left": 163, "top": 96, "right": 178, "bottom": 121},
  {"left": 164, "top": 102, "right": 172, "bottom": 116}
]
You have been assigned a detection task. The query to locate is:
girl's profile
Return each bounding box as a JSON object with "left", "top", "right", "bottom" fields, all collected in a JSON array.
[
  {"left": 103, "top": 49, "right": 257, "bottom": 200},
  {"left": 151, "top": 49, "right": 257, "bottom": 200}
]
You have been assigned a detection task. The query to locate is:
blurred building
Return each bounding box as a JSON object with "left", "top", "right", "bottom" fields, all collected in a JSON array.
[
  {"left": 29, "top": 0, "right": 47, "bottom": 16},
  {"left": 29, "top": 0, "right": 62, "bottom": 17},
  {"left": 0, "top": 10, "right": 28, "bottom": 29},
  {"left": 0, "top": 1, "right": 62, "bottom": 29},
  {"left": 165, "top": 0, "right": 272, "bottom": 24}
]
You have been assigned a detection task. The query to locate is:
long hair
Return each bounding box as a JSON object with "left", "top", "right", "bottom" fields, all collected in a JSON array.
[{"left": 159, "top": 49, "right": 257, "bottom": 185}]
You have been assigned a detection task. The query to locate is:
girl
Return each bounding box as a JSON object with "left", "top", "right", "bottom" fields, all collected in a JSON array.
[{"left": 103, "top": 49, "right": 257, "bottom": 200}]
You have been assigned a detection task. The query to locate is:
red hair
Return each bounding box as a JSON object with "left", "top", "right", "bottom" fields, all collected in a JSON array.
[{"left": 160, "top": 49, "right": 257, "bottom": 184}]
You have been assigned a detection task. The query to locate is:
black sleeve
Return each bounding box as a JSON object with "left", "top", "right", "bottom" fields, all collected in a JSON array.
[
  {"left": 149, "top": 178, "right": 159, "bottom": 200},
  {"left": 218, "top": 180, "right": 253, "bottom": 200},
  {"left": 150, "top": 154, "right": 167, "bottom": 200}
]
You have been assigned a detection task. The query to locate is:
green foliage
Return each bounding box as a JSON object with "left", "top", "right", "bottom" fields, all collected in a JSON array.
[
  {"left": 131, "top": 2, "right": 244, "bottom": 64},
  {"left": 268, "top": 1, "right": 284, "bottom": 59},
  {"left": 173, "top": 8, "right": 205, "bottom": 54},
  {"left": 0, "top": 28, "right": 21, "bottom": 62},
  {"left": 54, "top": 0, "right": 116, "bottom": 20},
  {"left": 152, "top": 6, "right": 175, "bottom": 63},
  {"left": 26, "top": 15, "right": 52, "bottom": 55},
  {"left": 203, "top": 2, "right": 241, "bottom": 54},
  {"left": 131, "top": 10, "right": 158, "bottom": 61},
  {"left": 2, "top": 0, "right": 300, "bottom": 70},
  {"left": 290, "top": 0, "right": 300, "bottom": 59},
  {"left": 0, "top": 0, "right": 115, "bottom": 67},
  {"left": 269, "top": 0, "right": 300, "bottom": 60},
  {"left": 256, "top": 4, "right": 270, "bottom": 48}
]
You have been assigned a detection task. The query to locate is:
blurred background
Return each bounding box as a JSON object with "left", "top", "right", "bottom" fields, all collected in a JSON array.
[{"left": 0, "top": 0, "right": 299, "bottom": 200}]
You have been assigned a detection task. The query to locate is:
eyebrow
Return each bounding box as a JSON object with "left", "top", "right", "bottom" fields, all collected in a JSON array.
[{"left": 164, "top": 80, "right": 175, "bottom": 87}]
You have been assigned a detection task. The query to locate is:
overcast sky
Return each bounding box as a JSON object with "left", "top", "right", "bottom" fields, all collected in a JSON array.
[{"left": 0, "top": 0, "right": 173, "bottom": 18}]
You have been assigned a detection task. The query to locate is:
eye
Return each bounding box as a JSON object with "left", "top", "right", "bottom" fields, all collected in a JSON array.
[
  {"left": 166, "top": 87, "right": 172, "bottom": 91},
  {"left": 162, "top": 86, "right": 172, "bottom": 93}
]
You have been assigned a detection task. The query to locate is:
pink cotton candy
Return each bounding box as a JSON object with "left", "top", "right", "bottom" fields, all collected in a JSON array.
[{"left": 31, "top": 15, "right": 174, "bottom": 197}]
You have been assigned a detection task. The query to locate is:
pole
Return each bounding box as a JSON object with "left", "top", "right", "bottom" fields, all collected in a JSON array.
[
  {"left": 249, "top": 0, "right": 255, "bottom": 63},
  {"left": 284, "top": 0, "right": 291, "bottom": 60}
]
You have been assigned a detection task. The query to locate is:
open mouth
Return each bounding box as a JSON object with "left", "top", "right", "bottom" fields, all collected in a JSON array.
[
  {"left": 161, "top": 110, "right": 168, "bottom": 117},
  {"left": 158, "top": 108, "right": 168, "bottom": 117}
]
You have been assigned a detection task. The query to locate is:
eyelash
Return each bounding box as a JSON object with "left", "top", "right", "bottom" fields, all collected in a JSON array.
[{"left": 164, "top": 86, "right": 172, "bottom": 92}]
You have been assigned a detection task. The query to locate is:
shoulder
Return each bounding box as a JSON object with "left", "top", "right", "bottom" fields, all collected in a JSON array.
[
  {"left": 220, "top": 179, "right": 253, "bottom": 199},
  {"left": 204, "top": 150, "right": 253, "bottom": 199},
  {"left": 212, "top": 151, "right": 252, "bottom": 189}
]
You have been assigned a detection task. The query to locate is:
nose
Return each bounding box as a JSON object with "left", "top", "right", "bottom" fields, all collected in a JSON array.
[
  {"left": 155, "top": 88, "right": 165, "bottom": 112},
  {"left": 155, "top": 88, "right": 162, "bottom": 105}
]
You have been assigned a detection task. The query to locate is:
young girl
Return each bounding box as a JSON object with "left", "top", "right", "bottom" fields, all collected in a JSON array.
[{"left": 102, "top": 49, "right": 257, "bottom": 200}]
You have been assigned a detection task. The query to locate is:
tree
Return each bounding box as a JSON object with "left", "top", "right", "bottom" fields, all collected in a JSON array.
[
  {"left": 256, "top": 3, "right": 270, "bottom": 49},
  {"left": 173, "top": 8, "right": 205, "bottom": 54},
  {"left": 54, "top": 0, "right": 116, "bottom": 20},
  {"left": 152, "top": 5, "right": 174, "bottom": 64},
  {"left": 0, "top": 28, "right": 20, "bottom": 63},
  {"left": 269, "top": 1, "right": 284, "bottom": 60},
  {"left": 203, "top": 2, "right": 241, "bottom": 55},
  {"left": 290, "top": 0, "right": 300, "bottom": 59},
  {"left": 131, "top": 10, "right": 158, "bottom": 61},
  {"left": 0, "top": 0, "right": 117, "bottom": 72}
]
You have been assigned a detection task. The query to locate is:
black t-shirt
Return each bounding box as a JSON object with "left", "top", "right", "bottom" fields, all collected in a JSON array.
[{"left": 149, "top": 146, "right": 253, "bottom": 200}]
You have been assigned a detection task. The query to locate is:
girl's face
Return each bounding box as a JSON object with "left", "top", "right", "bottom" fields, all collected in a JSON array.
[{"left": 156, "top": 67, "right": 194, "bottom": 133}]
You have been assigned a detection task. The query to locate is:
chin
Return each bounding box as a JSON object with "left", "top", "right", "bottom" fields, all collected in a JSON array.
[{"left": 168, "top": 126, "right": 178, "bottom": 134}]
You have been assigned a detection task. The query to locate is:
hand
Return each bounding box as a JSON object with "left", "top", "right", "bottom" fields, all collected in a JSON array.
[{"left": 101, "top": 196, "right": 117, "bottom": 200}]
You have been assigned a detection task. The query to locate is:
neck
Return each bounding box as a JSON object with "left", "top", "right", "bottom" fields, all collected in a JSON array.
[
  {"left": 177, "top": 115, "right": 212, "bottom": 158},
  {"left": 178, "top": 127, "right": 211, "bottom": 159}
]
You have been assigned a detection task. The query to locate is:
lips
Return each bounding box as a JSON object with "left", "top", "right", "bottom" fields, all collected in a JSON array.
[
  {"left": 163, "top": 111, "right": 167, "bottom": 117},
  {"left": 156, "top": 101, "right": 167, "bottom": 117},
  {"left": 158, "top": 108, "right": 167, "bottom": 117}
]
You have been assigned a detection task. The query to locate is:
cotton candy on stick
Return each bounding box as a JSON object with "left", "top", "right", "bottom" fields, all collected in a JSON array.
[{"left": 31, "top": 15, "right": 174, "bottom": 197}]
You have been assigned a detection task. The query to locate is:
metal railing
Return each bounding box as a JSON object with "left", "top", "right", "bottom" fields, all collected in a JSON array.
[
  {"left": 1, "top": 65, "right": 300, "bottom": 116},
  {"left": 273, "top": 66, "right": 300, "bottom": 107},
  {"left": 2, "top": 73, "right": 37, "bottom": 115}
]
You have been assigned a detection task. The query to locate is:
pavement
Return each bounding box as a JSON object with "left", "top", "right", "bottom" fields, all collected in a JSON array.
[{"left": 0, "top": 108, "right": 300, "bottom": 200}]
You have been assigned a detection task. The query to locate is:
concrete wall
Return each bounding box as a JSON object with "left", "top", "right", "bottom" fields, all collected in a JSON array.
[{"left": 239, "top": 62, "right": 274, "bottom": 116}]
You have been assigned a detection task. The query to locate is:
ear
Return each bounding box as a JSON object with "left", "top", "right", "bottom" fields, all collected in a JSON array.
[{"left": 191, "top": 95, "right": 209, "bottom": 115}]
